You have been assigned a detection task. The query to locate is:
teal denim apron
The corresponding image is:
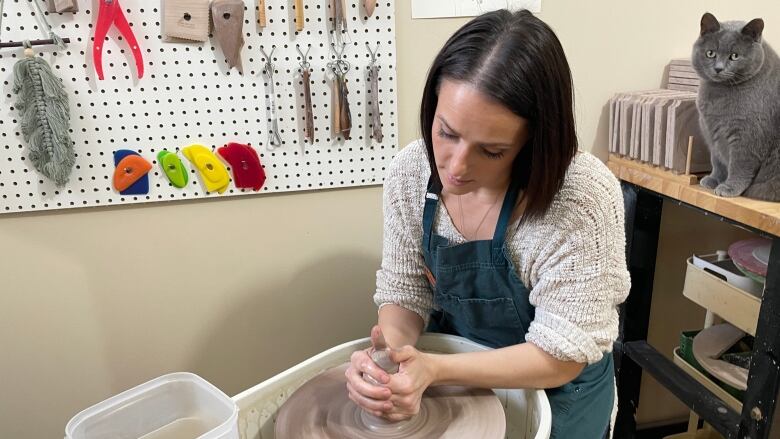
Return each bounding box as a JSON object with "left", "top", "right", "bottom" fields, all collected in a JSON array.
[{"left": 421, "top": 177, "right": 614, "bottom": 439}]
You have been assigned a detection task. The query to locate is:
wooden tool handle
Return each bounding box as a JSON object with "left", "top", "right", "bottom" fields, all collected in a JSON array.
[
  {"left": 303, "top": 69, "right": 314, "bottom": 143},
  {"left": 257, "top": 0, "right": 267, "bottom": 28},
  {"left": 332, "top": 76, "right": 342, "bottom": 134},
  {"left": 369, "top": 66, "right": 383, "bottom": 143},
  {"left": 364, "top": 0, "right": 376, "bottom": 17},
  {"left": 332, "top": 0, "right": 342, "bottom": 32},
  {"left": 295, "top": 0, "right": 304, "bottom": 31},
  {"left": 340, "top": 0, "right": 348, "bottom": 30},
  {"left": 340, "top": 77, "right": 352, "bottom": 140}
]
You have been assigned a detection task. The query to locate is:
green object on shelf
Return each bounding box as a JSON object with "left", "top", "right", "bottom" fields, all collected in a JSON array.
[
  {"left": 679, "top": 330, "right": 705, "bottom": 372},
  {"left": 678, "top": 330, "right": 747, "bottom": 402}
]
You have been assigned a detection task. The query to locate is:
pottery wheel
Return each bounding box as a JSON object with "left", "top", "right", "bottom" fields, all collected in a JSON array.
[{"left": 274, "top": 363, "right": 506, "bottom": 438}]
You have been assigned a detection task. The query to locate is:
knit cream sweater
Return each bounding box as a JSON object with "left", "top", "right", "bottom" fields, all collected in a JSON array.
[{"left": 374, "top": 140, "right": 631, "bottom": 364}]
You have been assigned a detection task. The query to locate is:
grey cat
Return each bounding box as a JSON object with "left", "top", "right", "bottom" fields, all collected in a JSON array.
[{"left": 692, "top": 12, "right": 780, "bottom": 201}]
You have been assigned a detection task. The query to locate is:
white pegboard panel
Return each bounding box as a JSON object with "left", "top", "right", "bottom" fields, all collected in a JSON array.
[{"left": 0, "top": 0, "right": 398, "bottom": 213}]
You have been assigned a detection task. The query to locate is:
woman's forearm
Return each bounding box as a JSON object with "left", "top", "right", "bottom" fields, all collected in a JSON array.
[
  {"left": 427, "top": 341, "right": 586, "bottom": 389},
  {"left": 376, "top": 305, "right": 586, "bottom": 389},
  {"left": 377, "top": 304, "right": 425, "bottom": 349}
]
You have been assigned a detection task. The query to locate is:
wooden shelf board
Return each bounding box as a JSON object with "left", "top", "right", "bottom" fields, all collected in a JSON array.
[{"left": 608, "top": 154, "right": 780, "bottom": 236}]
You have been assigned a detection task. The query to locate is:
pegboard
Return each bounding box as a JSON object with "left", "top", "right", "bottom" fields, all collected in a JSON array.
[{"left": 0, "top": 0, "right": 398, "bottom": 213}]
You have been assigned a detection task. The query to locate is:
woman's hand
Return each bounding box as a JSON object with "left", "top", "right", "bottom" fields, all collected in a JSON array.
[
  {"left": 345, "top": 326, "right": 394, "bottom": 417},
  {"left": 345, "top": 325, "right": 439, "bottom": 421},
  {"left": 382, "top": 345, "right": 438, "bottom": 421}
]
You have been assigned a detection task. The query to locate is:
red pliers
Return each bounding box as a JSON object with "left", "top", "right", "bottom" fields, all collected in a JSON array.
[{"left": 92, "top": 0, "right": 144, "bottom": 80}]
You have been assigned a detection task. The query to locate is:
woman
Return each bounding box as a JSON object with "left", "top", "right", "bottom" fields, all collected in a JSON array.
[{"left": 346, "top": 9, "right": 630, "bottom": 438}]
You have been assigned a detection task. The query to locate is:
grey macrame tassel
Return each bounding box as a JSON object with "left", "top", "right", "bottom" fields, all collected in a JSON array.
[{"left": 12, "top": 49, "right": 75, "bottom": 187}]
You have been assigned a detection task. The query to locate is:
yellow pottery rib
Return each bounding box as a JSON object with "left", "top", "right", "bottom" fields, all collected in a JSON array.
[{"left": 182, "top": 144, "right": 230, "bottom": 193}]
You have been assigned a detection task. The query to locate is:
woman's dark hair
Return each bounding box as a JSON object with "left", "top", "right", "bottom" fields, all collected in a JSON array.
[{"left": 420, "top": 9, "right": 577, "bottom": 220}]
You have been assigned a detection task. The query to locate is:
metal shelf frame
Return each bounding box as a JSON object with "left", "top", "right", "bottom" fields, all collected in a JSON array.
[{"left": 614, "top": 183, "right": 780, "bottom": 439}]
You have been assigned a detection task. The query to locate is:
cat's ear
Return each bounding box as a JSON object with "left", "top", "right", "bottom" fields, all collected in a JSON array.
[
  {"left": 741, "top": 18, "right": 765, "bottom": 41},
  {"left": 700, "top": 12, "right": 720, "bottom": 36}
]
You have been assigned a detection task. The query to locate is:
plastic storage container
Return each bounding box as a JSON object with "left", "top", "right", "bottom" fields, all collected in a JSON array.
[
  {"left": 673, "top": 347, "right": 742, "bottom": 411},
  {"left": 65, "top": 372, "right": 238, "bottom": 439},
  {"left": 232, "top": 333, "right": 552, "bottom": 439},
  {"left": 683, "top": 257, "right": 760, "bottom": 336},
  {"left": 691, "top": 253, "right": 763, "bottom": 297}
]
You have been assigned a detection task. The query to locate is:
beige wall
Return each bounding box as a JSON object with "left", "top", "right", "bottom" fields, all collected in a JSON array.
[{"left": 1, "top": 1, "right": 777, "bottom": 437}]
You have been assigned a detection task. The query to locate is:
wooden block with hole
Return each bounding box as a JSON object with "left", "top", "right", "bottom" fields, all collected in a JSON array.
[{"left": 163, "top": 0, "right": 210, "bottom": 42}]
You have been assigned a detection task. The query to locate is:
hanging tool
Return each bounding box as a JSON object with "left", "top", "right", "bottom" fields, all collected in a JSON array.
[
  {"left": 260, "top": 46, "right": 283, "bottom": 150},
  {"left": 93, "top": 0, "right": 145, "bottom": 80},
  {"left": 328, "top": 43, "right": 352, "bottom": 140},
  {"left": 0, "top": 38, "right": 71, "bottom": 49},
  {"left": 295, "top": 0, "right": 305, "bottom": 32},
  {"left": 0, "top": 0, "right": 70, "bottom": 48},
  {"left": 113, "top": 150, "right": 152, "bottom": 194},
  {"left": 366, "top": 42, "right": 383, "bottom": 143},
  {"left": 211, "top": 0, "right": 245, "bottom": 73},
  {"left": 364, "top": 0, "right": 376, "bottom": 17},
  {"left": 217, "top": 142, "right": 267, "bottom": 191},
  {"left": 182, "top": 144, "right": 231, "bottom": 194},
  {"left": 47, "top": 0, "right": 78, "bottom": 13},
  {"left": 157, "top": 150, "right": 189, "bottom": 188},
  {"left": 330, "top": 0, "right": 348, "bottom": 35},
  {"left": 163, "top": 0, "right": 210, "bottom": 42},
  {"left": 296, "top": 45, "right": 315, "bottom": 145},
  {"left": 257, "top": 0, "right": 267, "bottom": 28}
]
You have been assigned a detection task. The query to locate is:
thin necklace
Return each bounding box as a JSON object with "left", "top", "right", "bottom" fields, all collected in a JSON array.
[{"left": 458, "top": 190, "right": 503, "bottom": 241}]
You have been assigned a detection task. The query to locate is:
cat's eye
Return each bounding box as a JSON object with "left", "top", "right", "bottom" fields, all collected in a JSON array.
[
  {"left": 729, "top": 53, "right": 740, "bottom": 61},
  {"left": 706, "top": 50, "right": 716, "bottom": 58}
]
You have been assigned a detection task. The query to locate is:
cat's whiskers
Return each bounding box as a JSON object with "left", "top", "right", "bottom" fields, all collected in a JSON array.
[{"left": 726, "top": 72, "right": 746, "bottom": 86}]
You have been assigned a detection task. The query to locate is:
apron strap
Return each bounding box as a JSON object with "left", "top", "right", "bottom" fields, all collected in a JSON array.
[
  {"left": 423, "top": 173, "right": 520, "bottom": 257},
  {"left": 422, "top": 176, "right": 440, "bottom": 260},
  {"left": 491, "top": 176, "right": 523, "bottom": 253}
]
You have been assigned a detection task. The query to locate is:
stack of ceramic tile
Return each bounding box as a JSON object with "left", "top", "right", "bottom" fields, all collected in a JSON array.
[
  {"left": 608, "top": 60, "right": 711, "bottom": 174},
  {"left": 667, "top": 59, "right": 701, "bottom": 92}
]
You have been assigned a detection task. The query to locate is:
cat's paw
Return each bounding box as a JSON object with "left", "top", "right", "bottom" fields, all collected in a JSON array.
[
  {"left": 714, "top": 183, "right": 744, "bottom": 197},
  {"left": 700, "top": 175, "right": 720, "bottom": 189}
]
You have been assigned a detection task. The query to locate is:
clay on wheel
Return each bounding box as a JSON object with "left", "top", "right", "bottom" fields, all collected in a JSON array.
[{"left": 274, "top": 363, "right": 506, "bottom": 438}]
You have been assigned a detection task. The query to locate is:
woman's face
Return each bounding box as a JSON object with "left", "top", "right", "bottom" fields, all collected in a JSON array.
[{"left": 432, "top": 79, "right": 530, "bottom": 196}]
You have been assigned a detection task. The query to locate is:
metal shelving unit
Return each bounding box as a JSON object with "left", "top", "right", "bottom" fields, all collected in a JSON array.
[{"left": 609, "top": 156, "right": 780, "bottom": 439}]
